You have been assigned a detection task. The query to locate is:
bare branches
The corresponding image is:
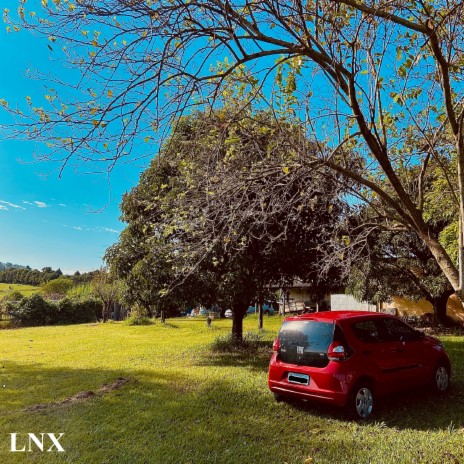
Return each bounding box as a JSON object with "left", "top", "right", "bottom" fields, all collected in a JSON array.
[{"left": 3, "top": 0, "right": 464, "bottom": 292}]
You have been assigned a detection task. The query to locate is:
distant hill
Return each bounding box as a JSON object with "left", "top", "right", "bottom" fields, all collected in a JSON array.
[{"left": 0, "top": 262, "right": 26, "bottom": 271}]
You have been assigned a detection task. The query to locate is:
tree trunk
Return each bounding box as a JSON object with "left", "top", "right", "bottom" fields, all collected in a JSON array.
[
  {"left": 431, "top": 289, "right": 454, "bottom": 325},
  {"left": 258, "top": 302, "right": 263, "bottom": 331},
  {"left": 232, "top": 315, "right": 243, "bottom": 340},
  {"left": 232, "top": 303, "right": 247, "bottom": 340},
  {"left": 144, "top": 304, "right": 153, "bottom": 318},
  {"left": 160, "top": 310, "right": 166, "bottom": 324},
  {"left": 418, "top": 232, "right": 460, "bottom": 292},
  {"left": 102, "top": 301, "right": 111, "bottom": 322}
]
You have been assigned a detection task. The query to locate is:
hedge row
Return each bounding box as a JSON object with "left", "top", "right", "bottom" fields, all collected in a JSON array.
[{"left": 6, "top": 294, "right": 100, "bottom": 326}]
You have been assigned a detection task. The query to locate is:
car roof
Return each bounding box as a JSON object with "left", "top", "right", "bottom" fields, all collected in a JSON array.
[{"left": 283, "top": 311, "right": 391, "bottom": 323}]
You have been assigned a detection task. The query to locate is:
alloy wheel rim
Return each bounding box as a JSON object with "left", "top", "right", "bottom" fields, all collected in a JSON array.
[
  {"left": 355, "top": 387, "right": 373, "bottom": 418},
  {"left": 436, "top": 366, "right": 449, "bottom": 391}
]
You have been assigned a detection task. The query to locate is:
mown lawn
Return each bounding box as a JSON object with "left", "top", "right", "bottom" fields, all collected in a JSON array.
[
  {"left": 1, "top": 315, "right": 464, "bottom": 464},
  {"left": 0, "top": 283, "right": 39, "bottom": 298}
]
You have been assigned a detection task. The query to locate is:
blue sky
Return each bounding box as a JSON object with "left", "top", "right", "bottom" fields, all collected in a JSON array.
[{"left": 0, "top": 22, "right": 144, "bottom": 274}]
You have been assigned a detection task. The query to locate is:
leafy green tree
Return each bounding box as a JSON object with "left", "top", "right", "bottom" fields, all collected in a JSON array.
[
  {"left": 7, "top": 0, "right": 464, "bottom": 303},
  {"left": 346, "top": 228, "right": 453, "bottom": 322},
  {"left": 92, "top": 269, "right": 123, "bottom": 322},
  {"left": 345, "top": 155, "right": 460, "bottom": 322},
  {"left": 108, "top": 108, "right": 346, "bottom": 339}
]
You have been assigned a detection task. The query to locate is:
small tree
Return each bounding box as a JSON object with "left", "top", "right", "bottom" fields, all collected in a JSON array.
[
  {"left": 41, "top": 277, "right": 74, "bottom": 299},
  {"left": 92, "top": 270, "right": 123, "bottom": 322},
  {"left": 1, "top": 290, "right": 24, "bottom": 304}
]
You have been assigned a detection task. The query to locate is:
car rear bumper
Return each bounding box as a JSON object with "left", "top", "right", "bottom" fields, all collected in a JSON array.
[
  {"left": 268, "top": 380, "right": 348, "bottom": 406},
  {"left": 268, "top": 355, "right": 352, "bottom": 406}
]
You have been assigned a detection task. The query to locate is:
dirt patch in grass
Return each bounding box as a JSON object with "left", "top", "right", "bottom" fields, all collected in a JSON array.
[{"left": 25, "top": 377, "right": 131, "bottom": 412}]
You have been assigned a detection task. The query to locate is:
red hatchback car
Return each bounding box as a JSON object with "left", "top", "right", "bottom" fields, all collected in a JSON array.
[{"left": 268, "top": 311, "right": 451, "bottom": 419}]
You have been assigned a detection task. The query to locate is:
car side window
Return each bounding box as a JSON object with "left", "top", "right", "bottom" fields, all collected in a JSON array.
[
  {"left": 381, "top": 318, "right": 417, "bottom": 342},
  {"left": 351, "top": 320, "right": 381, "bottom": 343}
]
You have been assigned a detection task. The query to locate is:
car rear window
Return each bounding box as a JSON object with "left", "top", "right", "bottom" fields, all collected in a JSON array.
[{"left": 278, "top": 320, "right": 334, "bottom": 367}]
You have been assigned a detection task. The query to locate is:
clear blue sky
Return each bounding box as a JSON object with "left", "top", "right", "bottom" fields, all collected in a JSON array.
[{"left": 0, "top": 23, "right": 144, "bottom": 274}]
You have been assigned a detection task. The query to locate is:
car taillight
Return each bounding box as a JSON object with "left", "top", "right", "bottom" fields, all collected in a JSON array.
[
  {"left": 273, "top": 338, "right": 280, "bottom": 352},
  {"left": 327, "top": 342, "right": 347, "bottom": 361}
]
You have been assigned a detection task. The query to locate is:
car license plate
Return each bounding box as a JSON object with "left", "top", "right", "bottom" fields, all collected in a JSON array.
[{"left": 287, "top": 372, "right": 309, "bottom": 385}]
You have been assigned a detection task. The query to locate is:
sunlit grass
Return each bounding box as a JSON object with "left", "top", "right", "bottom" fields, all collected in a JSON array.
[
  {"left": 0, "top": 315, "right": 463, "bottom": 463},
  {"left": 0, "top": 283, "right": 39, "bottom": 298}
]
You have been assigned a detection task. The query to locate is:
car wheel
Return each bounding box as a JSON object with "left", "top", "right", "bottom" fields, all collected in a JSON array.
[
  {"left": 349, "top": 382, "right": 374, "bottom": 420},
  {"left": 432, "top": 363, "right": 450, "bottom": 393}
]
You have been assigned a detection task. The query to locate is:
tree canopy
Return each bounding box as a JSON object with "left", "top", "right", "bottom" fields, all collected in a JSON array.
[
  {"left": 5, "top": 1, "right": 464, "bottom": 302},
  {"left": 346, "top": 156, "right": 459, "bottom": 321},
  {"left": 107, "top": 108, "right": 347, "bottom": 337}
]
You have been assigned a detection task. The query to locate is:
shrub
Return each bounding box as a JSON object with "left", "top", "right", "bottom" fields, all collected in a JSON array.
[
  {"left": 0, "top": 319, "right": 20, "bottom": 329},
  {"left": 12, "top": 294, "right": 100, "bottom": 326},
  {"left": 14, "top": 294, "right": 57, "bottom": 326},
  {"left": 67, "top": 283, "right": 95, "bottom": 299},
  {"left": 55, "top": 297, "right": 100, "bottom": 324},
  {"left": 70, "top": 297, "right": 100, "bottom": 323},
  {"left": 124, "top": 315, "right": 154, "bottom": 326},
  {"left": 211, "top": 331, "right": 270, "bottom": 352},
  {"left": 41, "top": 277, "right": 74, "bottom": 298}
]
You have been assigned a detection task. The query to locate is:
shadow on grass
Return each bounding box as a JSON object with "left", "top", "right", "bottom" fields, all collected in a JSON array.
[
  {"left": 1, "top": 338, "right": 464, "bottom": 463},
  {"left": 0, "top": 360, "right": 292, "bottom": 464},
  {"left": 281, "top": 385, "right": 464, "bottom": 431},
  {"left": 197, "top": 337, "right": 464, "bottom": 431},
  {"left": 197, "top": 348, "right": 273, "bottom": 373},
  {"left": 162, "top": 322, "right": 180, "bottom": 329},
  {"left": 267, "top": 337, "right": 464, "bottom": 430},
  {"left": 198, "top": 337, "right": 273, "bottom": 373}
]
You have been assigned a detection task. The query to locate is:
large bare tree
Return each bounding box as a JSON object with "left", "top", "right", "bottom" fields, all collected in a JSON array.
[{"left": 4, "top": 1, "right": 464, "bottom": 297}]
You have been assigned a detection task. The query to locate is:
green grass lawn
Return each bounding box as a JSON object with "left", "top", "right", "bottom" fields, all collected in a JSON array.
[
  {"left": 0, "top": 283, "right": 39, "bottom": 298},
  {"left": 1, "top": 316, "right": 464, "bottom": 463}
]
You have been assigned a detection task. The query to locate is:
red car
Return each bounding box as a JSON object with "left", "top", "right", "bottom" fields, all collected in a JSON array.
[{"left": 268, "top": 311, "right": 451, "bottom": 419}]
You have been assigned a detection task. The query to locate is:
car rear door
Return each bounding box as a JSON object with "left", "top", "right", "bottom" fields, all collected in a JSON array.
[
  {"left": 349, "top": 318, "right": 402, "bottom": 396},
  {"left": 378, "top": 317, "right": 428, "bottom": 388}
]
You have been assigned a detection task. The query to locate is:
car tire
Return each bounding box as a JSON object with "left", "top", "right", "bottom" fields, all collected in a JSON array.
[
  {"left": 273, "top": 393, "right": 288, "bottom": 403},
  {"left": 432, "top": 362, "right": 450, "bottom": 394},
  {"left": 348, "top": 381, "right": 374, "bottom": 420}
]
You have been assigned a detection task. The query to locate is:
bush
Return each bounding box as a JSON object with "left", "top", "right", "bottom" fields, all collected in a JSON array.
[
  {"left": 14, "top": 294, "right": 57, "bottom": 326},
  {"left": 12, "top": 294, "right": 100, "bottom": 326},
  {"left": 211, "top": 331, "right": 270, "bottom": 352},
  {"left": 41, "top": 277, "right": 74, "bottom": 298},
  {"left": 0, "top": 319, "right": 20, "bottom": 329},
  {"left": 69, "top": 297, "right": 100, "bottom": 323},
  {"left": 55, "top": 297, "right": 100, "bottom": 324},
  {"left": 67, "top": 283, "right": 95, "bottom": 299},
  {"left": 124, "top": 315, "right": 154, "bottom": 326}
]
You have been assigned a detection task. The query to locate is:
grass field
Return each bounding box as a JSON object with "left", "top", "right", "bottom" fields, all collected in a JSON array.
[
  {"left": 1, "top": 316, "right": 464, "bottom": 463},
  {"left": 0, "top": 283, "right": 39, "bottom": 298}
]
